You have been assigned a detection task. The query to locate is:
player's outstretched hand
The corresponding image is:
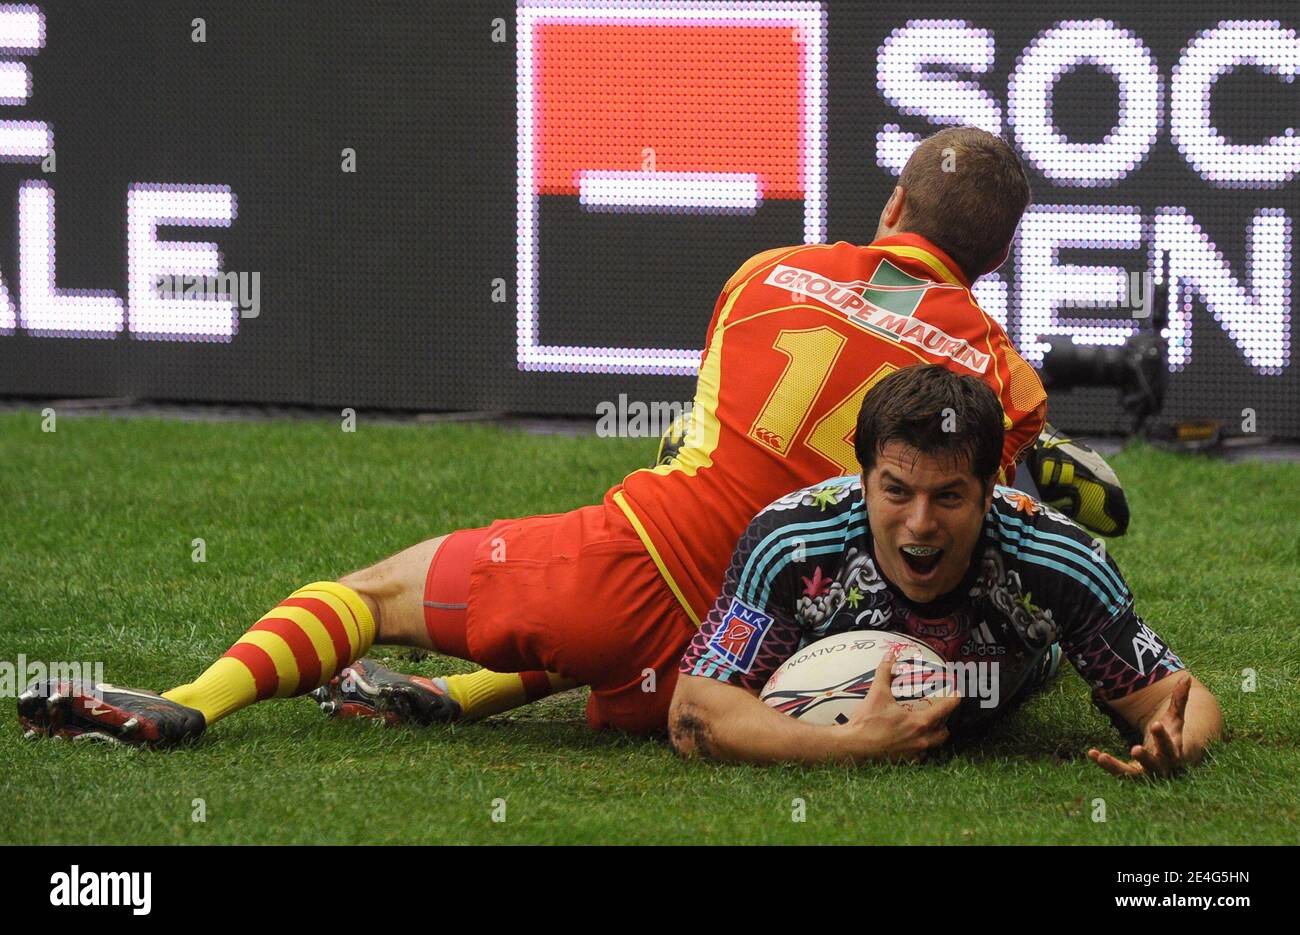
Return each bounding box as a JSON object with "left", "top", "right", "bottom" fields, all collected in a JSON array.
[
  {"left": 1087, "top": 675, "right": 1193, "bottom": 780},
  {"left": 845, "top": 651, "right": 960, "bottom": 763}
]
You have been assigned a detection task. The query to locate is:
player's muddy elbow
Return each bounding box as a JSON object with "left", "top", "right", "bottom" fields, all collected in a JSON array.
[{"left": 667, "top": 700, "right": 714, "bottom": 760}]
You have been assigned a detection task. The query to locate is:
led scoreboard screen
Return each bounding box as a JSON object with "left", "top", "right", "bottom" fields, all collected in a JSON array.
[{"left": 0, "top": 1, "right": 1295, "bottom": 436}]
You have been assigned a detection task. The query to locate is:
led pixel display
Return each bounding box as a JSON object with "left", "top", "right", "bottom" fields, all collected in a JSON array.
[
  {"left": 517, "top": 1, "right": 826, "bottom": 374},
  {"left": 0, "top": 2, "right": 1293, "bottom": 437}
]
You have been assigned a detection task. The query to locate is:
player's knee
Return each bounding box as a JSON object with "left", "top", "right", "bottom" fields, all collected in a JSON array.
[
  {"left": 338, "top": 535, "right": 449, "bottom": 647},
  {"left": 337, "top": 567, "right": 387, "bottom": 631}
]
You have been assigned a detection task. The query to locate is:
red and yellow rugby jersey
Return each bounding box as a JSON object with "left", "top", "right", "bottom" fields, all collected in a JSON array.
[{"left": 607, "top": 235, "right": 1047, "bottom": 626}]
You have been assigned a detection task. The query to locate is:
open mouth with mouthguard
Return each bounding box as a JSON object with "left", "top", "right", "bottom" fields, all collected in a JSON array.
[{"left": 899, "top": 544, "right": 944, "bottom": 575}]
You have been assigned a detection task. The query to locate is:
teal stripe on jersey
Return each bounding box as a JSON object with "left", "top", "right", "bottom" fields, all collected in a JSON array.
[
  {"left": 691, "top": 646, "right": 736, "bottom": 682},
  {"left": 737, "top": 479, "right": 860, "bottom": 596},
  {"left": 994, "top": 512, "right": 1127, "bottom": 597},
  {"left": 738, "top": 507, "right": 859, "bottom": 601},
  {"left": 740, "top": 509, "right": 865, "bottom": 607},
  {"left": 992, "top": 517, "right": 1124, "bottom": 607},
  {"left": 992, "top": 513, "right": 1127, "bottom": 605},
  {"left": 998, "top": 546, "right": 1124, "bottom": 616},
  {"left": 753, "top": 524, "right": 866, "bottom": 609},
  {"left": 992, "top": 524, "right": 1124, "bottom": 615}
]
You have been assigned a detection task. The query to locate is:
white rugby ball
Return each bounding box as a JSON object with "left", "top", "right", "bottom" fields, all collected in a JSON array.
[{"left": 759, "top": 630, "right": 955, "bottom": 725}]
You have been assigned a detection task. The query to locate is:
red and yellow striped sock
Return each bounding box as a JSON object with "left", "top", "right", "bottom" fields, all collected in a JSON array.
[
  {"left": 442, "top": 669, "right": 578, "bottom": 720},
  {"left": 163, "top": 581, "right": 376, "bottom": 725}
]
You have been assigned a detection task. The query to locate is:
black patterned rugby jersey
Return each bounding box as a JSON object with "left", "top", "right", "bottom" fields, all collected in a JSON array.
[{"left": 679, "top": 476, "right": 1185, "bottom": 733}]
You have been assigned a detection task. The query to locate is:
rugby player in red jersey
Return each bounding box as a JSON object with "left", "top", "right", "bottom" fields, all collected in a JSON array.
[{"left": 17, "top": 127, "right": 1120, "bottom": 746}]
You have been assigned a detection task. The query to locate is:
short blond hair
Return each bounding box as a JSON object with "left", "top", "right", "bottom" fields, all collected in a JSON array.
[{"left": 897, "top": 127, "right": 1031, "bottom": 281}]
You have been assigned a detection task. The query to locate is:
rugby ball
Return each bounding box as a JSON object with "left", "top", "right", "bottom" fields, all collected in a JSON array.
[{"left": 759, "top": 630, "right": 955, "bottom": 725}]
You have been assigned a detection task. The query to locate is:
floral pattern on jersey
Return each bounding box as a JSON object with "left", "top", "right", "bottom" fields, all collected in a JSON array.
[
  {"left": 797, "top": 545, "right": 889, "bottom": 634},
  {"left": 993, "top": 485, "right": 1074, "bottom": 527},
  {"left": 764, "top": 479, "right": 859, "bottom": 514},
  {"left": 969, "top": 546, "right": 1059, "bottom": 647}
]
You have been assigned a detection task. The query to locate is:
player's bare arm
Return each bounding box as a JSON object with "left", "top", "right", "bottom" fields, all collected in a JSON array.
[
  {"left": 1087, "top": 672, "right": 1223, "bottom": 779},
  {"left": 669, "top": 652, "right": 957, "bottom": 765}
]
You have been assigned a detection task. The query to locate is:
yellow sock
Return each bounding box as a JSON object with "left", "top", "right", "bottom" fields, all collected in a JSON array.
[
  {"left": 163, "top": 581, "right": 375, "bottom": 725},
  {"left": 443, "top": 669, "right": 578, "bottom": 719}
]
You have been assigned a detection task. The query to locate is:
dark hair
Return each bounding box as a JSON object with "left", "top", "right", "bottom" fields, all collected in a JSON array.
[
  {"left": 897, "top": 127, "right": 1031, "bottom": 282},
  {"left": 854, "top": 365, "right": 1004, "bottom": 485}
]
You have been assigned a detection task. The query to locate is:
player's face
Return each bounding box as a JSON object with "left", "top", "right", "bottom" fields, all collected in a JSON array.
[{"left": 864, "top": 441, "right": 993, "bottom": 603}]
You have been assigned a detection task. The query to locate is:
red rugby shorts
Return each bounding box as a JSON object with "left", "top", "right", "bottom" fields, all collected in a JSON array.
[{"left": 423, "top": 501, "right": 696, "bottom": 733}]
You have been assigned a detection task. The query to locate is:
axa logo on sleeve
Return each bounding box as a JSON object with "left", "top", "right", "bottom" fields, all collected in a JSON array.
[
  {"left": 877, "top": 18, "right": 1295, "bottom": 375},
  {"left": 49, "top": 866, "right": 151, "bottom": 916}
]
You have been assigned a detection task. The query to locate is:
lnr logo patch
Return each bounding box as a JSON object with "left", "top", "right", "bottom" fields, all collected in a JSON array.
[{"left": 708, "top": 599, "right": 773, "bottom": 673}]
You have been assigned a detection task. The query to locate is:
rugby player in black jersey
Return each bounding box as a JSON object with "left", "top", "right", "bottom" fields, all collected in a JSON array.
[{"left": 669, "top": 365, "right": 1221, "bottom": 777}]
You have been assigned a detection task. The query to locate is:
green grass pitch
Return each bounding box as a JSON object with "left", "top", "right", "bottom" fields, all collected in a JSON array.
[{"left": 1, "top": 411, "right": 1297, "bottom": 845}]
